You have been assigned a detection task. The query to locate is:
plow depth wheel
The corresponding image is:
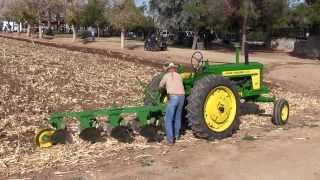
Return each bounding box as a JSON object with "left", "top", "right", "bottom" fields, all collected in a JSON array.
[
  {"left": 36, "top": 129, "right": 55, "bottom": 148},
  {"left": 187, "top": 75, "right": 240, "bottom": 139}
]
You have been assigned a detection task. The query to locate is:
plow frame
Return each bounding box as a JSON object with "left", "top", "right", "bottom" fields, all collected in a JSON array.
[{"left": 49, "top": 104, "right": 166, "bottom": 130}]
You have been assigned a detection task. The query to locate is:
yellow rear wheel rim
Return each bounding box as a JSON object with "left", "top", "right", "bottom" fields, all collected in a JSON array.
[
  {"left": 281, "top": 105, "right": 289, "bottom": 121},
  {"left": 36, "top": 129, "right": 55, "bottom": 148},
  {"left": 204, "top": 86, "right": 237, "bottom": 132}
]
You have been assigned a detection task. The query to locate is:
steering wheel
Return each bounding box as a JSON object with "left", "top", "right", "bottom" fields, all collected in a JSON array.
[{"left": 191, "top": 51, "right": 204, "bottom": 72}]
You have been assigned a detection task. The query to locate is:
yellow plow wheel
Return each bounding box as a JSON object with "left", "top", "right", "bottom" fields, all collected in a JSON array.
[{"left": 36, "top": 129, "right": 55, "bottom": 148}]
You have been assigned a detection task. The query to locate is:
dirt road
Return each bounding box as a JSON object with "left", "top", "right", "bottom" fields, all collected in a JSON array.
[
  {"left": 1, "top": 37, "right": 320, "bottom": 180},
  {"left": 30, "top": 126, "right": 320, "bottom": 180},
  {"left": 89, "top": 127, "right": 320, "bottom": 180}
]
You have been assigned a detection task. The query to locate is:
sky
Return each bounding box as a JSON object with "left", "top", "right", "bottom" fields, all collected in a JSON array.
[{"left": 136, "top": 0, "right": 149, "bottom": 6}]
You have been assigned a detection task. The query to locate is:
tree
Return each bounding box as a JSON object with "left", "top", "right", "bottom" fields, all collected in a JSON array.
[
  {"left": 306, "top": 0, "right": 318, "bottom": 5},
  {"left": 308, "top": 0, "right": 320, "bottom": 33},
  {"left": 150, "top": 0, "right": 188, "bottom": 30},
  {"left": 1, "top": 0, "right": 38, "bottom": 36},
  {"left": 283, "top": 0, "right": 320, "bottom": 35},
  {"left": 256, "top": 0, "right": 288, "bottom": 47},
  {"left": 109, "top": 0, "right": 145, "bottom": 48},
  {"left": 150, "top": 0, "right": 231, "bottom": 49},
  {"left": 228, "top": 0, "right": 259, "bottom": 54},
  {"left": 43, "top": 0, "right": 64, "bottom": 33},
  {"left": 0, "top": 1, "right": 19, "bottom": 30},
  {"left": 65, "top": 0, "right": 84, "bottom": 42},
  {"left": 81, "top": 0, "right": 109, "bottom": 38},
  {"left": 5, "top": 0, "right": 25, "bottom": 33},
  {"left": 183, "top": 1, "right": 206, "bottom": 49},
  {"left": 183, "top": 0, "right": 229, "bottom": 49},
  {"left": 35, "top": 0, "right": 64, "bottom": 38},
  {"left": 0, "top": 0, "right": 9, "bottom": 19}
]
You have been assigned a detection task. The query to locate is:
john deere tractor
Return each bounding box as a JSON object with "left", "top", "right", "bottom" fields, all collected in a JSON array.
[
  {"left": 143, "top": 45, "right": 289, "bottom": 139},
  {"left": 36, "top": 45, "right": 289, "bottom": 147}
]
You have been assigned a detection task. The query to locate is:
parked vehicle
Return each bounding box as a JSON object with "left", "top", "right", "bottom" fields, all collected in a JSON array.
[
  {"left": 160, "top": 30, "right": 174, "bottom": 40},
  {"left": 160, "top": 30, "right": 170, "bottom": 38},
  {"left": 127, "top": 31, "right": 137, "bottom": 39},
  {"left": 185, "top": 31, "right": 194, "bottom": 38},
  {"left": 144, "top": 33, "right": 168, "bottom": 51}
]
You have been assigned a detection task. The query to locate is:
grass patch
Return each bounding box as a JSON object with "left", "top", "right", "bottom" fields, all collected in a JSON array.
[{"left": 242, "top": 135, "right": 257, "bottom": 141}]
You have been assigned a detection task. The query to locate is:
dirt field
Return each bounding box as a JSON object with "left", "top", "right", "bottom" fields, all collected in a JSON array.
[{"left": 1, "top": 37, "right": 320, "bottom": 180}]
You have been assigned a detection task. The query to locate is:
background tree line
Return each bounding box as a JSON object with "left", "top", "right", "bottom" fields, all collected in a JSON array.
[
  {"left": 0, "top": 0, "right": 152, "bottom": 48},
  {"left": 150, "top": 0, "right": 320, "bottom": 51},
  {"left": 0, "top": 0, "right": 319, "bottom": 51}
]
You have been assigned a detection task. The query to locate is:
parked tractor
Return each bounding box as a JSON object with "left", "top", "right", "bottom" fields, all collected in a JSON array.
[
  {"left": 144, "top": 33, "right": 167, "bottom": 51},
  {"left": 36, "top": 45, "right": 289, "bottom": 148}
]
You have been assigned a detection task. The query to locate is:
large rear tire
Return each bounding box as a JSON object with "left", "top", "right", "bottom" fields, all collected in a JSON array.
[
  {"left": 143, "top": 75, "right": 166, "bottom": 131},
  {"left": 143, "top": 74, "right": 167, "bottom": 106},
  {"left": 186, "top": 75, "right": 240, "bottom": 140}
]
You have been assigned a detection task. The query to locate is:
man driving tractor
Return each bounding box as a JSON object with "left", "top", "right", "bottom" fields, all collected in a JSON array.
[{"left": 159, "top": 63, "right": 185, "bottom": 145}]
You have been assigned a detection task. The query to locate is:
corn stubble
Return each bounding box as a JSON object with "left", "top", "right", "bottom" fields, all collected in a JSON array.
[{"left": 0, "top": 37, "right": 319, "bottom": 176}]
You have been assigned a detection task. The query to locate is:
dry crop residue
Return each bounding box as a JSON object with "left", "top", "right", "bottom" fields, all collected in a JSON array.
[
  {"left": 0, "top": 37, "right": 320, "bottom": 178},
  {"left": 0, "top": 37, "right": 159, "bottom": 176}
]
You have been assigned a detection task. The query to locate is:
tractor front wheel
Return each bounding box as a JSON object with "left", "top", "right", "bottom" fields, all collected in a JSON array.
[
  {"left": 272, "top": 99, "right": 289, "bottom": 125},
  {"left": 187, "top": 75, "right": 240, "bottom": 140}
]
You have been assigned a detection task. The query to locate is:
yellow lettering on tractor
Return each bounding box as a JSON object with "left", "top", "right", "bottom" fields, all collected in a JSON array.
[{"left": 222, "top": 69, "right": 261, "bottom": 90}]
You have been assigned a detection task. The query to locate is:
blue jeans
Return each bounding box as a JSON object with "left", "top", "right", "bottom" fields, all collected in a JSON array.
[{"left": 164, "top": 95, "right": 185, "bottom": 143}]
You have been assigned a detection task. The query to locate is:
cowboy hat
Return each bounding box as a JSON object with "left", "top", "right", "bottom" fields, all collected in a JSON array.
[{"left": 164, "top": 63, "right": 177, "bottom": 71}]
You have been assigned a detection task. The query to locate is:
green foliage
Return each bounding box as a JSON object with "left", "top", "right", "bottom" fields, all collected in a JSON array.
[
  {"left": 44, "top": 28, "right": 54, "bottom": 36},
  {"left": 65, "top": 0, "right": 84, "bottom": 26},
  {"left": 150, "top": 0, "right": 228, "bottom": 31},
  {"left": 247, "top": 31, "right": 267, "bottom": 41},
  {"left": 2, "top": 0, "right": 38, "bottom": 24},
  {"left": 3, "top": 0, "right": 318, "bottom": 41},
  {"left": 81, "top": 0, "right": 109, "bottom": 28},
  {"left": 242, "top": 134, "right": 257, "bottom": 141},
  {"left": 183, "top": 1, "right": 206, "bottom": 29},
  {"left": 109, "top": 0, "right": 150, "bottom": 31},
  {"left": 258, "top": 0, "right": 288, "bottom": 29},
  {"left": 80, "top": 30, "right": 91, "bottom": 39},
  {"left": 309, "top": 0, "right": 320, "bottom": 25},
  {"left": 280, "top": 0, "right": 320, "bottom": 33},
  {"left": 150, "top": 0, "right": 188, "bottom": 29},
  {"left": 289, "top": 3, "right": 311, "bottom": 28}
]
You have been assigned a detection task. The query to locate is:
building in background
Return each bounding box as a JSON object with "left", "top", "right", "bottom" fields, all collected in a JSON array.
[{"left": 1, "top": 21, "right": 22, "bottom": 32}]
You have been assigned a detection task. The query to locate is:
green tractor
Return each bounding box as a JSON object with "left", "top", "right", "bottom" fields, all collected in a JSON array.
[
  {"left": 144, "top": 45, "right": 289, "bottom": 139},
  {"left": 36, "top": 45, "right": 289, "bottom": 147}
]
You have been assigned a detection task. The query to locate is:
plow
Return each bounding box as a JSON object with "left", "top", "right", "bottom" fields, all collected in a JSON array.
[{"left": 36, "top": 45, "right": 290, "bottom": 148}]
